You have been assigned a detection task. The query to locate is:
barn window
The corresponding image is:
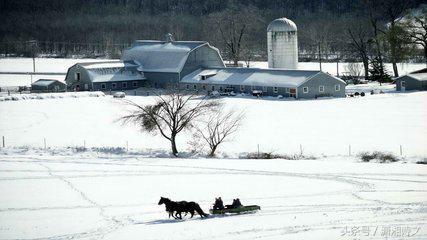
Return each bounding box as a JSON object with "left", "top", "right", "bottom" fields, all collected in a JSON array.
[
  {"left": 112, "top": 83, "right": 117, "bottom": 89},
  {"left": 262, "top": 86, "right": 268, "bottom": 92},
  {"left": 101, "top": 83, "right": 106, "bottom": 89},
  {"left": 219, "top": 86, "right": 223, "bottom": 91},
  {"left": 211, "top": 85, "right": 215, "bottom": 91},
  {"left": 202, "top": 85, "right": 206, "bottom": 90},
  {"left": 122, "top": 82, "right": 127, "bottom": 88},
  {"left": 193, "top": 85, "right": 197, "bottom": 90},
  {"left": 285, "top": 88, "right": 290, "bottom": 93},
  {"left": 240, "top": 85, "right": 245, "bottom": 92},
  {"left": 273, "top": 87, "right": 278, "bottom": 93},
  {"left": 319, "top": 85, "right": 324, "bottom": 92},
  {"left": 75, "top": 72, "right": 81, "bottom": 81},
  {"left": 303, "top": 87, "right": 308, "bottom": 93},
  {"left": 401, "top": 81, "right": 405, "bottom": 87},
  {"left": 186, "top": 84, "right": 190, "bottom": 90},
  {"left": 335, "top": 84, "right": 340, "bottom": 91},
  {"left": 133, "top": 81, "right": 138, "bottom": 87}
]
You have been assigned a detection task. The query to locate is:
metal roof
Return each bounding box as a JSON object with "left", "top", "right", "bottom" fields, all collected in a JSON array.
[
  {"left": 267, "top": 18, "right": 297, "bottom": 32},
  {"left": 32, "top": 79, "right": 64, "bottom": 87},
  {"left": 78, "top": 60, "right": 139, "bottom": 69},
  {"left": 181, "top": 68, "right": 322, "bottom": 88},
  {"left": 122, "top": 40, "right": 209, "bottom": 73},
  {"left": 406, "top": 73, "right": 427, "bottom": 81},
  {"left": 87, "top": 69, "right": 146, "bottom": 83}
]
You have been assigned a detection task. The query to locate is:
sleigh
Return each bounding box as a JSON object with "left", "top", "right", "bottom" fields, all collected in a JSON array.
[{"left": 209, "top": 205, "right": 261, "bottom": 214}]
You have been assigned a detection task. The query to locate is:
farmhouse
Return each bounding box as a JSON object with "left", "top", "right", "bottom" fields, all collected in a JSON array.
[
  {"left": 65, "top": 60, "right": 146, "bottom": 91},
  {"left": 31, "top": 79, "right": 66, "bottom": 93},
  {"left": 395, "top": 68, "right": 427, "bottom": 91}
]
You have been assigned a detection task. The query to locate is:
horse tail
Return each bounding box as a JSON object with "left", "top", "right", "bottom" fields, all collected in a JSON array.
[{"left": 195, "top": 203, "right": 208, "bottom": 218}]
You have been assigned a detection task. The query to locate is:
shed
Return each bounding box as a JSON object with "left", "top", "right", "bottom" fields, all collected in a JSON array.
[
  {"left": 31, "top": 79, "right": 66, "bottom": 93},
  {"left": 181, "top": 68, "right": 346, "bottom": 98},
  {"left": 65, "top": 60, "right": 146, "bottom": 91},
  {"left": 395, "top": 71, "right": 427, "bottom": 91}
]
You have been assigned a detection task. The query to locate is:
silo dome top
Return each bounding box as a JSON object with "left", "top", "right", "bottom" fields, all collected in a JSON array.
[{"left": 267, "top": 18, "right": 297, "bottom": 32}]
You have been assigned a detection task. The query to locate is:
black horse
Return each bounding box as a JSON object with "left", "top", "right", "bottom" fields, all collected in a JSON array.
[{"left": 158, "top": 197, "right": 208, "bottom": 219}]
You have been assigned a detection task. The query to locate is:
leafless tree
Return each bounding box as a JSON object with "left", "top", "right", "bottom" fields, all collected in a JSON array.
[
  {"left": 346, "top": 20, "right": 372, "bottom": 79},
  {"left": 195, "top": 108, "right": 244, "bottom": 157},
  {"left": 403, "top": 6, "right": 427, "bottom": 64},
  {"left": 119, "top": 91, "right": 220, "bottom": 156},
  {"left": 344, "top": 62, "right": 363, "bottom": 79}
]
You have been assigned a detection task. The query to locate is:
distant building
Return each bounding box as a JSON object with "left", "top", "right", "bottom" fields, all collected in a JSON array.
[
  {"left": 65, "top": 60, "right": 146, "bottom": 91},
  {"left": 31, "top": 79, "right": 66, "bottom": 93},
  {"left": 267, "top": 18, "right": 298, "bottom": 70},
  {"left": 395, "top": 69, "right": 427, "bottom": 91},
  {"left": 65, "top": 33, "right": 346, "bottom": 99},
  {"left": 181, "top": 68, "right": 345, "bottom": 98},
  {"left": 122, "top": 34, "right": 225, "bottom": 88}
]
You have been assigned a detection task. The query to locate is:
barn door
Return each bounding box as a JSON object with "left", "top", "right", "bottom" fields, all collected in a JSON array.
[{"left": 401, "top": 81, "right": 405, "bottom": 92}]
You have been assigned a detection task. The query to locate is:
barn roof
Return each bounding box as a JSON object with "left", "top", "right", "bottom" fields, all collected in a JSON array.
[
  {"left": 77, "top": 60, "right": 139, "bottom": 70},
  {"left": 87, "top": 69, "right": 146, "bottom": 83},
  {"left": 181, "top": 68, "right": 325, "bottom": 87},
  {"left": 406, "top": 73, "right": 427, "bottom": 81},
  {"left": 122, "top": 40, "right": 210, "bottom": 73},
  {"left": 32, "top": 79, "right": 64, "bottom": 87}
]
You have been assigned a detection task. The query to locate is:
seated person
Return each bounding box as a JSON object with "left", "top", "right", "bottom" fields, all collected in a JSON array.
[
  {"left": 225, "top": 198, "right": 243, "bottom": 209},
  {"left": 213, "top": 197, "right": 224, "bottom": 210}
]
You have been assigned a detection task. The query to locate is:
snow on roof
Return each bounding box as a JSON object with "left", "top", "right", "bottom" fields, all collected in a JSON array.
[
  {"left": 87, "top": 69, "right": 146, "bottom": 83},
  {"left": 407, "top": 73, "right": 427, "bottom": 81},
  {"left": 267, "top": 18, "right": 298, "bottom": 32},
  {"left": 122, "top": 41, "right": 207, "bottom": 73},
  {"left": 181, "top": 68, "right": 321, "bottom": 87},
  {"left": 79, "top": 60, "right": 139, "bottom": 69},
  {"left": 32, "top": 79, "right": 64, "bottom": 86}
]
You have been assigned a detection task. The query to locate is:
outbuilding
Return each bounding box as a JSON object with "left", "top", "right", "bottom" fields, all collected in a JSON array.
[
  {"left": 31, "top": 79, "right": 66, "bottom": 93},
  {"left": 395, "top": 69, "right": 427, "bottom": 91},
  {"left": 180, "top": 68, "right": 346, "bottom": 99},
  {"left": 65, "top": 60, "right": 146, "bottom": 91}
]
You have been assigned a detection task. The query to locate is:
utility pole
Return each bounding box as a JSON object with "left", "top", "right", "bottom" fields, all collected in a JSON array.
[
  {"left": 318, "top": 42, "right": 322, "bottom": 71},
  {"left": 27, "top": 40, "right": 37, "bottom": 84}
]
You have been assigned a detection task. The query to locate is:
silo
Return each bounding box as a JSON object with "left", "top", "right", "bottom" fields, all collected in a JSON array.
[{"left": 267, "top": 18, "right": 298, "bottom": 69}]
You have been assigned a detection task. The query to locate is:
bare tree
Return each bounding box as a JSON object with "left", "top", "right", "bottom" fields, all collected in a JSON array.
[
  {"left": 404, "top": 6, "right": 427, "bottom": 64},
  {"left": 120, "top": 91, "right": 219, "bottom": 156},
  {"left": 344, "top": 62, "right": 363, "bottom": 79},
  {"left": 196, "top": 109, "right": 244, "bottom": 157},
  {"left": 346, "top": 19, "right": 372, "bottom": 79}
]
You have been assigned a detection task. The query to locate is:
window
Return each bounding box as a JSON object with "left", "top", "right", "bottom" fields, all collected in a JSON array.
[
  {"left": 112, "top": 83, "right": 117, "bottom": 89},
  {"left": 401, "top": 81, "right": 405, "bottom": 87},
  {"left": 122, "top": 82, "right": 127, "bottom": 88},
  {"left": 251, "top": 85, "right": 254, "bottom": 91},
  {"left": 211, "top": 85, "right": 215, "bottom": 91},
  {"left": 219, "top": 86, "right": 223, "bottom": 91},
  {"left": 303, "top": 87, "right": 308, "bottom": 93},
  {"left": 319, "top": 85, "right": 324, "bottom": 92},
  {"left": 75, "top": 72, "right": 81, "bottom": 81},
  {"left": 193, "top": 85, "right": 197, "bottom": 90},
  {"left": 101, "top": 83, "right": 106, "bottom": 90},
  {"left": 335, "top": 84, "right": 340, "bottom": 91},
  {"left": 133, "top": 81, "right": 138, "bottom": 87},
  {"left": 273, "top": 87, "right": 278, "bottom": 93},
  {"left": 262, "top": 86, "right": 268, "bottom": 92},
  {"left": 202, "top": 85, "right": 206, "bottom": 90},
  {"left": 240, "top": 85, "right": 245, "bottom": 92},
  {"left": 286, "top": 88, "right": 290, "bottom": 93},
  {"left": 186, "top": 84, "right": 190, "bottom": 90}
]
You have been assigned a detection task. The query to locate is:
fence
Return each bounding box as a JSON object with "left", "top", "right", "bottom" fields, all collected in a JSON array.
[{"left": 0, "top": 135, "right": 410, "bottom": 158}]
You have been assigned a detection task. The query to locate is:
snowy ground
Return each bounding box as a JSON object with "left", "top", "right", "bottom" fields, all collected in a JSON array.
[
  {"left": 1, "top": 58, "right": 426, "bottom": 87},
  {"left": 1, "top": 91, "right": 427, "bottom": 157},
  {"left": 0, "top": 152, "right": 426, "bottom": 240}
]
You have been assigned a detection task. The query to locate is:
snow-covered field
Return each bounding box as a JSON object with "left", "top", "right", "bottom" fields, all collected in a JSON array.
[
  {"left": 0, "top": 152, "right": 426, "bottom": 240},
  {"left": 1, "top": 58, "right": 426, "bottom": 239},
  {"left": 1, "top": 58, "right": 426, "bottom": 87},
  {"left": 1, "top": 91, "right": 426, "bottom": 156}
]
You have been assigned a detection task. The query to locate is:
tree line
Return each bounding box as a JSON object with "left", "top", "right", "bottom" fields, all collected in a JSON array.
[{"left": 0, "top": 0, "right": 426, "bottom": 79}]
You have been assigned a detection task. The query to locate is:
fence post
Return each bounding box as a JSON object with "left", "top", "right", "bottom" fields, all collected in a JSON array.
[
  {"left": 349, "top": 145, "right": 351, "bottom": 156},
  {"left": 2, "top": 136, "right": 4, "bottom": 148},
  {"left": 300, "top": 144, "right": 303, "bottom": 156},
  {"left": 44, "top": 138, "right": 46, "bottom": 149},
  {"left": 400, "top": 145, "right": 403, "bottom": 156},
  {"left": 84, "top": 140, "right": 86, "bottom": 149},
  {"left": 257, "top": 144, "right": 260, "bottom": 158},
  {"left": 126, "top": 141, "right": 129, "bottom": 152}
]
